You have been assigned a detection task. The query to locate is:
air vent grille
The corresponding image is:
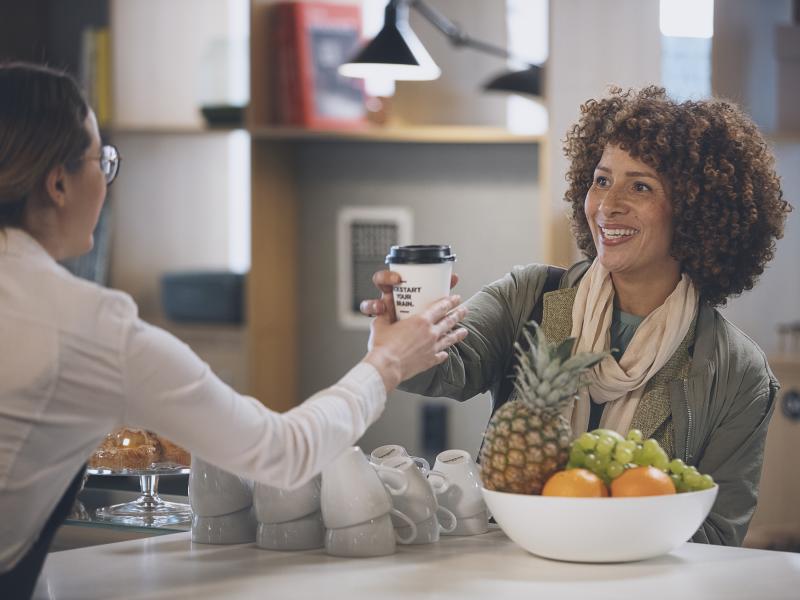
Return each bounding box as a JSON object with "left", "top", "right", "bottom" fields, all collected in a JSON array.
[{"left": 337, "top": 207, "right": 412, "bottom": 329}]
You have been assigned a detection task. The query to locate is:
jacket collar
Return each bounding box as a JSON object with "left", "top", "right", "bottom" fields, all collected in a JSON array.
[
  {"left": 689, "top": 304, "right": 717, "bottom": 377},
  {"left": 562, "top": 259, "right": 592, "bottom": 288}
]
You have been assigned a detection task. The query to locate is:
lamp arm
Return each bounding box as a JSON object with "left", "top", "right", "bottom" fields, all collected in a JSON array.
[{"left": 405, "top": 0, "right": 534, "bottom": 67}]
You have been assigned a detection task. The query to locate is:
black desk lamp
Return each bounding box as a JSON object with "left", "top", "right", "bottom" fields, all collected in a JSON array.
[{"left": 338, "top": 0, "right": 543, "bottom": 97}]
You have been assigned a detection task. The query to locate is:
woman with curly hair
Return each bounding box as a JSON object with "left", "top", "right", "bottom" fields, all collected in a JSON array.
[{"left": 362, "top": 86, "right": 791, "bottom": 547}]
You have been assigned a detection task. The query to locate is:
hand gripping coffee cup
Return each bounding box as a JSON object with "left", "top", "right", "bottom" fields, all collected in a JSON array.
[{"left": 385, "top": 245, "right": 456, "bottom": 321}]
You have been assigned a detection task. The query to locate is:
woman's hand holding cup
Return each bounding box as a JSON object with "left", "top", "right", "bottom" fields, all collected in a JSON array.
[{"left": 359, "top": 270, "right": 459, "bottom": 322}]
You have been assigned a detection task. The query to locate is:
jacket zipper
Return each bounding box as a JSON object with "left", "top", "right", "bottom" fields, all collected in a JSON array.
[{"left": 683, "top": 378, "right": 693, "bottom": 464}]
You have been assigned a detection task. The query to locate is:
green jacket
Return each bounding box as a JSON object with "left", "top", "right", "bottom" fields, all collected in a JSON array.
[{"left": 401, "top": 261, "right": 779, "bottom": 546}]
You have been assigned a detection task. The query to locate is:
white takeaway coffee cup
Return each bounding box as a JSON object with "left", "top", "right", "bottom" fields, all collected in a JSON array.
[{"left": 385, "top": 245, "right": 456, "bottom": 320}]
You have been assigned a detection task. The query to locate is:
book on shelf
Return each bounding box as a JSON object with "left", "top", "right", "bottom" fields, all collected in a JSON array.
[
  {"left": 79, "top": 26, "right": 112, "bottom": 128},
  {"left": 269, "top": 2, "right": 367, "bottom": 129}
]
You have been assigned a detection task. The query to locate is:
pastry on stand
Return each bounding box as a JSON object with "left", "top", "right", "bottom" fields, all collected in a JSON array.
[{"left": 87, "top": 428, "right": 192, "bottom": 527}]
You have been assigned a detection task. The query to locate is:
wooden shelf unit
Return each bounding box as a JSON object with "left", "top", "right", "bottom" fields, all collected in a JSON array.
[
  {"left": 111, "top": 123, "right": 542, "bottom": 144},
  {"left": 110, "top": 125, "right": 245, "bottom": 136},
  {"left": 249, "top": 126, "right": 544, "bottom": 144}
]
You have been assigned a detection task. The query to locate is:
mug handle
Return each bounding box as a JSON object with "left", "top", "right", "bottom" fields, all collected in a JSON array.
[
  {"left": 390, "top": 508, "right": 418, "bottom": 544},
  {"left": 426, "top": 470, "right": 449, "bottom": 494},
  {"left": 411, "top": 456, "right": 431, "bottom": 473},
  {"left": 436, "top": 505, "right": 457, "bottom": 534},
  {"left": 375, "top": 465, "right": 409, "bottom": 495}
]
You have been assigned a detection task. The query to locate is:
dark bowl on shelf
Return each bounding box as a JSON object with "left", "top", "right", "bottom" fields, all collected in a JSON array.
[{"left": 200, "top": 104, "right": 246, "bottom": 127}]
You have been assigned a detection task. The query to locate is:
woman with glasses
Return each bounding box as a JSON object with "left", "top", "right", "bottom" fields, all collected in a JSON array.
[{"left": 0, "top": 62, "right": 468, "bottom": 598}]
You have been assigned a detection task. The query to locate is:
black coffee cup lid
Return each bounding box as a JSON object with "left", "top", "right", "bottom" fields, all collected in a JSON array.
[{"left": 385, "top": 245, "right": 456, "bottom": 265}]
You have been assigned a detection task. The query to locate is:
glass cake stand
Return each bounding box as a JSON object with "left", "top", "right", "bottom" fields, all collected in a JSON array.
[{"left": 87, "top": 464, "right": 192, "bottom": 527}]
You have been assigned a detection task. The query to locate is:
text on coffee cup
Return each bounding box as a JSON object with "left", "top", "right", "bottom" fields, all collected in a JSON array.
[{"left": 394, "top": 286, "right": 422, "bottom": 308}]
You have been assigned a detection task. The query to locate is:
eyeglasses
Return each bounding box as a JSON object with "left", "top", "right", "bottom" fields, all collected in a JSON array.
[
  {"left": 84, "top": 144, "right": 121, "bottom": 185},
  {"left": 99, "top": 144, "right": 121, "bottom": 185}
]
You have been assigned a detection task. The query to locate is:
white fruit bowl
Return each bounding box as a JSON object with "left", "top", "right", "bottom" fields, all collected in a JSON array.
[{"left": 482, "top": 485, "right": 718, "bottom": 563}]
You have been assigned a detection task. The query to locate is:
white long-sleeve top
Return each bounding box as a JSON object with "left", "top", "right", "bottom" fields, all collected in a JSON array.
[{"left": 0, "top": 228, "right": 386, "bottom": 572}]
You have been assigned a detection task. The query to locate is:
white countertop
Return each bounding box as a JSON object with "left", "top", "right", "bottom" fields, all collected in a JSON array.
[{"left": 34, "top": 529, "right": 800, "bottom": 600}]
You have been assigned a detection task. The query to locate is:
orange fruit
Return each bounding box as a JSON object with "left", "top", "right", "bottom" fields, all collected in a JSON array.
[
  {"left": 542, "top": 468, "right": 609, "bottom": 497},
  {"left": 611, "top": 466, "right": 676, "bottom": 497}
]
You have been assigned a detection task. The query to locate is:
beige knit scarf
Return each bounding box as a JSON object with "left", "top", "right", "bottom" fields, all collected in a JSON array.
[{"left": 567, "top": 259, "right": 699, "bottom": 436}]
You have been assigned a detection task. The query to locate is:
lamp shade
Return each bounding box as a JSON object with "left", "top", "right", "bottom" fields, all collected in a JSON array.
[
  {"left": 338, "top": 1, "right": 441, "bottom": 81},
  {"left": 483, "top": 65, "right": 543, "bottom": 98}
]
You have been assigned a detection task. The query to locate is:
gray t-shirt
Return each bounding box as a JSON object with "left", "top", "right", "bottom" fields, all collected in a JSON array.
[{"left": 610, "top": 306, "right": 645, "bottom": 360}]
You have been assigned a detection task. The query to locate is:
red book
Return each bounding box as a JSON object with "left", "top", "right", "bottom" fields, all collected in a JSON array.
[
  {"left": 271, "top": 3, "right": 297, "bottom": 125},
  {"left": 272, "top": 2, "right": 367, "bottom": 129},
  {"left": 266, "top": 4, "right": 284, "bottom": 125}
]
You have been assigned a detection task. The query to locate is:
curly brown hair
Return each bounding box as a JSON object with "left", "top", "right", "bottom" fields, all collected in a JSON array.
[{"left": 563, "top": 86, "right": 791, "bottom": 307}]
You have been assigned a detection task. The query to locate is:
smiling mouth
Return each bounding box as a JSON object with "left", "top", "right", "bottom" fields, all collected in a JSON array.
[{"left": 599, "top": 226, "right": 640, "bottom": 241}]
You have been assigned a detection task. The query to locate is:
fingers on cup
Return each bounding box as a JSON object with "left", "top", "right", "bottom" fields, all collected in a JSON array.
[
  {"left": 381, "top": 292, "right": 397, "bottom": 319},
  {"left": 425, "top": 294, "right": 462, "bottom": 324},
  {"left": 436, "top": 328, "right": 468, "bottom": 353},
  {"left": 373, "top": 270, "right": 400, "bottom": 292},
  {"left": 360, "top": 299, "right": 387, "bottom": 317},
  {"left": 434, "top": 306, "right": 468, "bottom": 337}
]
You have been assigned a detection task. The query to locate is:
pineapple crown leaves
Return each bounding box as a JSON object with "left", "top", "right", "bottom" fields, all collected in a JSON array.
[{"left": 510, "top": 321, "right": 609, "bottom": 415}]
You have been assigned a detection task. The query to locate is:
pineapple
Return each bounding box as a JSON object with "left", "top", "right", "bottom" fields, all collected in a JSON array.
[{"left": 480, "top": 322, "right": 607, "bottom": 495}]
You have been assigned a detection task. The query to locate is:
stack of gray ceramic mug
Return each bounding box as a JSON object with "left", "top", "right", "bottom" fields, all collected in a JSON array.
[
  {"left": 432, "top": 449, "right": 491, "bottom": 535},
  {"left": 188, "top": 446, "right": 489, "bottom": 550},
  {"left": 370, "top": 444, "right": 457, "bottom": 544},
  {"left": 321, "top": 446, "right": 419, "bottom": 557},
  {"left": 253, "top": 475, "right": 325, "bottom": 551},
  {"left": 189, "top": 457, "right": 257, "bottom": 544}
]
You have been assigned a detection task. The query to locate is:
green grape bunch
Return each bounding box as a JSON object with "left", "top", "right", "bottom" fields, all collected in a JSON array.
[{"left": 566, "top": 428, "right": 716, "bottom": 493}]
